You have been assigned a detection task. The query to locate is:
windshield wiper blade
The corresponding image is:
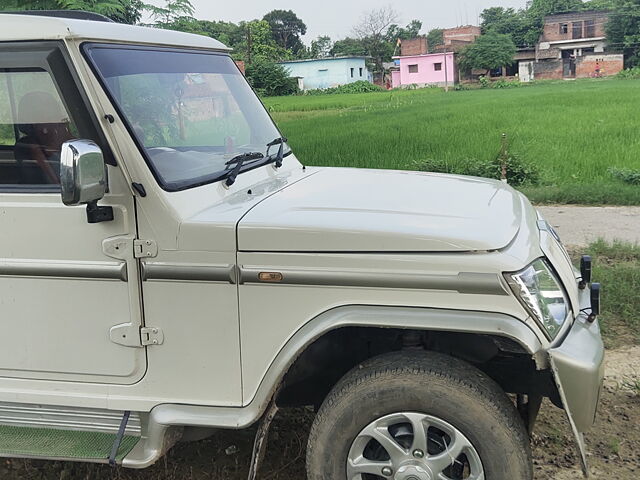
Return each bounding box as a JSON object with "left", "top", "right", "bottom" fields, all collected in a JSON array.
[
  {"left": 265, "top": 137, "right": 289, "bottom": 169},
  {"left": 224, "top": 151, "right": 264, "bottom": 187}
]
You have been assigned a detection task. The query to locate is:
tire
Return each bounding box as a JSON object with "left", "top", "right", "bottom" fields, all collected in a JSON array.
[{"left": 306, "top": 350, "right": 532, "bottom": 480}]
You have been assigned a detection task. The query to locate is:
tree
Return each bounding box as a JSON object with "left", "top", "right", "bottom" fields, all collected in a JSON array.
[
  {"left": 480, "top": 7, "right": 536, "bottom": 47},
  {"left": 528, "top": 0, "right": 585, "bottom": 16},
  {"left": 310, "top": 36, "right": 332, "bottom": 58},
  {"left": 426, "top": 28, "right": 444, "bottom": 52},
  {"left": 353, "top": 5, "right": 399, "bottom": 73},
  {"left": 330, "top": 37, "right": 367, "bottom": 57},
  {"left": 263, "top": 9, "right": 307, "bottom": 53},
  {"left": 458, "top": 31, "right": 517, "bottom": 74},
  {"left": 0, "top": 0, "right": 135, "bottom": 22},
  {"left": 245, "top": 59, "right": 298, "bottom": 97},
  {"left": 606, "top": 0, "right": 640, "bottom": 67},
  {"left": 235, "top": 20, "right": 290, "bottom": 63},
  {"left": 146, "top": 0, "right": 194, "bottom": 24},
  {"left": 387, "top": 19, "right": 423, "bottom": 40}
]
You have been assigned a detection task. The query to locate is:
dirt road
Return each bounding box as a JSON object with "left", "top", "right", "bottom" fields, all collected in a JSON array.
[{"left": 538, "top": 206, "right": 640, "bottom": 246}]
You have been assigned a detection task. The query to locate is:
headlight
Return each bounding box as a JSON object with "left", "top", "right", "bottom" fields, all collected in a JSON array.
[{"left": 505, "top": 259, "right": 570, "bottom": 339}]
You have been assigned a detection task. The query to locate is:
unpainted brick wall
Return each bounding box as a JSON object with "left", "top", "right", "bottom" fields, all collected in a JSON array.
[
  {"left": 401, "top": 38, "right": 428, "bottom": 56},
  {"left": 541, "top": 12, "right": 608, "bottom": 43},
  {"left": 576, "top": 54, "right": 624, "bottom": 77},
  {"left": 534, "top": 59, "right": 564, "bottom": 80}
]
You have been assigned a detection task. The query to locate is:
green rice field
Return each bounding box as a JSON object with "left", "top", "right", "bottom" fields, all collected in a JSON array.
[{"left": 264, "top": 79, "right": 640, "bottom": 205}]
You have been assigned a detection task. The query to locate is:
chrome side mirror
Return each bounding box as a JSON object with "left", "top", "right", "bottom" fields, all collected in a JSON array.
[
  {"left": 60, "top": 140, "right": 113, "bottom": 223},
  {"left": 60, "top": 139, "right": 106, "bottom": 206}
]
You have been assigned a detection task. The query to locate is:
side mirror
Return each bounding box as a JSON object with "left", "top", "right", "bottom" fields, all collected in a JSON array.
[
  {"left": 60, "top": 139, "right": 107, "bottom": 206},
  {"left": 60, "top": 140, "right": 113, "bottom": 223}
]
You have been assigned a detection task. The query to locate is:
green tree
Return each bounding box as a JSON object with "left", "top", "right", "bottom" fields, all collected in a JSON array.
[
  {"left": 263, "top": 9, "right": 307, "bottom": 53},
  {"left": 528, "top": 0, "right": 585, "bottom": 16},
  {"left": 458, "top": 31, "right": 517, "bottom": 74},
  {"left": 330, "top": 37, "right": 367, "bottom": 57},
  {"left": 387, "top": 20, "right": 423, "bottom": 40},
  {"left": 146, "top": 0, "right": 194, "bottom": 24},
  {"left": 607, "top": 0, "right": 640, "bottom": 67},
  {"left": 480, "top": 7, "right": 536, "bottom": 47},
  {"left": 426, "top": 28, "right": 444, "bottom": 52},
  {"left": 0, "top": 0, "right": 138, "bottom": 23},
  {"left": 310, "top": 36, "right": 332, "bottom": 58},
  {"left": 235, "top": 20, "right": 290, "bottom": 63},
  {"left": 245, "top": 59, "right": 298, "bottom": 96}
]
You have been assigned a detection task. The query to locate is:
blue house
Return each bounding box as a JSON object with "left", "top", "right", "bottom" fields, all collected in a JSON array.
[{"left": 278, "top": 57, "right": 372, "bottom": 91}]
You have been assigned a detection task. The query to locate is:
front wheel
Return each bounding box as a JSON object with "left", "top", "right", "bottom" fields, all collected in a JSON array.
[{"left": 306, "top": 351, "right": 532, "bottom": 480}]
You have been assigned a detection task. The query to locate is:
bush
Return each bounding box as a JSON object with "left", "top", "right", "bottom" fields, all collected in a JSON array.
[
  {"left": 468, "top": 154, "right": 540, "bottom": 186},
  {"left": 411, "top": 154, "right": 540, "bottom": 187},
  {"left": 478, "top": 76, "right": 490, "bottom": 88},
  {"left": 245, "top": 60, "right": 298, "bottom": 97},
  {"left": 609, "top": 167, "right": 640, "bottom": 185},
  {"left": 305, "top": 81, "right": 384, "bottom": 95},
  {"left": 617, "top": 66, "right": 640, "bottom": 79},
  {"left": 492, "top": 79, "right": 521, "bottom": 89}
]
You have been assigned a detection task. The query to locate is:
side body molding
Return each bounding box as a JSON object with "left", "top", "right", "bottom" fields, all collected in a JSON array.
[{"left": 127, "top": 305, "right": 543, "bottom": 468}]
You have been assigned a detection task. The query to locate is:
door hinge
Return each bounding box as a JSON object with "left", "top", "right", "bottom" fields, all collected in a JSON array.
[
  {"left": 134, "top": 239, "right": 158, "bottom": 258},
  {"left": 141, "top": 326, "right": 164, "bottom": 346},
  {"left": 110, "top": 324, "right": 164, "bottom": 347}
]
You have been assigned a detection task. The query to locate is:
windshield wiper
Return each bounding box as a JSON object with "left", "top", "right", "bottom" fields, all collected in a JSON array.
[
  {"left": 224, "top": 151, "right": 264, "bottom": 186},
  {"left": 265, "top": 137, "right": 290, "bottom": 169}
]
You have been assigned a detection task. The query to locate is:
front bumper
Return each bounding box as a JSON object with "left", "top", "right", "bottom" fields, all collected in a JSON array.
[{"left": 548, "top": 292, "right": 605, "bottom": 476}]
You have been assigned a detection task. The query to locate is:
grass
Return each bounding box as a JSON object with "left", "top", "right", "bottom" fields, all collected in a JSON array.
[
  {"left": 581, "top": 240, "right": 640, "bottom": 347},
  {"left": 264, "top": 78, "right": 640, "bottom": 205}
]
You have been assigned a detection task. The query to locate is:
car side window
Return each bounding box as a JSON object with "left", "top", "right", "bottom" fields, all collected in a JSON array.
[
  {"left": 0, "top": 43, "right": 114, "bottom": 193},
  {"left": 0, "top": 69, "right": 79, "bottom": 187}
]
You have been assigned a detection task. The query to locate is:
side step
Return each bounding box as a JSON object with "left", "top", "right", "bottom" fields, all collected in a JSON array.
[{"left": 0, "top": 402, "right": 141, "bottom": 464}]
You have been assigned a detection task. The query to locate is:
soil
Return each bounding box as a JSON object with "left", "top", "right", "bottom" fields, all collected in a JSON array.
[{"left": 537, "top": 206, "right": 640, "bottom": 247}]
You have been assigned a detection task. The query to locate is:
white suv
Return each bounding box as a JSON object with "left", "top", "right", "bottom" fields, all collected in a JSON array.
[{"left": 0, "top": 11, "right": 603, "bottom": 480}]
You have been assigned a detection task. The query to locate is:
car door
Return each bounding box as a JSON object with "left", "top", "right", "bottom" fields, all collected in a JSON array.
[{"left": 0, "top": 42, "right": 146, "bottom": 385}]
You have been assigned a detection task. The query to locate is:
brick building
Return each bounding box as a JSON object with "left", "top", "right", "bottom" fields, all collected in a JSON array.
[
  {"left": 518, "top": 11, "right": 624, "bottom": 81},
  {"left": 443, "top": 25, "right": 481, "bottom": 51},
  {"left": 400, "top": 37, "right": 428, "bottom": 57}
]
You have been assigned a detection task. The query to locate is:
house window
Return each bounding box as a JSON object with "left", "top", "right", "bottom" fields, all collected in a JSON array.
[
  {"left": 434, "top": 62, "right": 442, "bottom": 71},
  {"left": 359, "top": 67, "right": 363, "bottom": 77},
  {"left": 408, "top": 64, "right": 419, "bottom": 73},
  {"left": 559, "top": 23, "right": 569, "bottom": 35},
  {"left": 572, "top": 21, "right": 583, "bottom": 39},
  {"left": 350, "top": 68, "right": 354, "bottom": 78},
  {"left": 585, "top": 19, "right": 596, "bottom": 37}
]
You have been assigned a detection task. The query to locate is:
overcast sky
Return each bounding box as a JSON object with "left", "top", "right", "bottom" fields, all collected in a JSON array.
[{"left": 145, "top": 0, "right": 528, "bottom": 44}]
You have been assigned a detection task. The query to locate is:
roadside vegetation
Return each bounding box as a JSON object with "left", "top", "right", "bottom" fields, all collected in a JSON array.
[
  {"left": 265, "top": 78, "right": 640, "bottom": 205},
  {"left": 581, "top": 240, "right": 640, "bottom": 347}
]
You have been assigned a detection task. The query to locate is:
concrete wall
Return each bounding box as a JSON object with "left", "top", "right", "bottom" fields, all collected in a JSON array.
[
  {"left": 279, "top": 57, "right": 370, "bottom": 90},
  {"left": 393, "top": 53, "right": 456, "bottom": 87}
]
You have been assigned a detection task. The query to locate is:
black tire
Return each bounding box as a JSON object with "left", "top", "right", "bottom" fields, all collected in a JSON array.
[{"left": 306, "top": 350, "right": 532, "bottom": 480}]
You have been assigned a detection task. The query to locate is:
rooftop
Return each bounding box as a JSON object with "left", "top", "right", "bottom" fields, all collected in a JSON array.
[
  {"left": 279, "top": 56, "right": 369, "bottom": 64},
  {"left": 0, "top": 12, "right": 229, "bottom": 51}
]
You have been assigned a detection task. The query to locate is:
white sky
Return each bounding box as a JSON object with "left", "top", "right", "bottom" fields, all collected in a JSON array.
[{"left": 144, "top": 0, "right": 528, "bottom": 44}]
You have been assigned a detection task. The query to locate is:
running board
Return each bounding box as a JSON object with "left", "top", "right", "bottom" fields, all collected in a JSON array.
[{"left": 0, "top": 402, "right": 141, "bottom": 464}]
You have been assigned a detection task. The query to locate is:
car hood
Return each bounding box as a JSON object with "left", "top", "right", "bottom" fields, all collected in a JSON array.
[{"left": 237, "top": 168, "right": 522, "bottom": 253}]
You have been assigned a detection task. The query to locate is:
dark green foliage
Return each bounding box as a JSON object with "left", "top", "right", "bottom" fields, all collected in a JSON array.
[
  {"left": 426, "top": 28, "right": 444, "bottom": 52},
  {"left": 458, "top": 32, "right": 517, "bottom": 73},
  {"left": 304, "top": 81, "right": 384, "bottom": 95},
  {"left": 609, "top": 167, "right": 640, "bottom": 184},
  {"left": 0, "top": 0, "right": 142, "bottom": 23},
  {"left": 330, "top": 38, "right": 368, "bottom": 57},
  {"left": 606, "top": 0, "right": 640, "bottom": 68},
  {"left": 480, "top": 7, "right": 539, "bottom": 47},
  {"left": 245, "top": 60, "right": 298, "bottom": 97},
  {"left": 263, "top": 9, "right": 307, "bottom": 53},
  {"left": 617, "top": 66, "right": 640, "bottom": 77},
  {"left": 413, "top": 154, "right": 540, "bottom": 187}
]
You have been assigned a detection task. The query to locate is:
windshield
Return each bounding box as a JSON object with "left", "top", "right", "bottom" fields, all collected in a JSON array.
[{"left": 84, "top": 44, "right": 284, "bottom": 191}]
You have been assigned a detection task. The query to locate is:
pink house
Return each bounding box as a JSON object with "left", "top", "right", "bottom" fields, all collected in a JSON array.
[{"left": 391, "top": 52, "right": 456, "bottom": 88}]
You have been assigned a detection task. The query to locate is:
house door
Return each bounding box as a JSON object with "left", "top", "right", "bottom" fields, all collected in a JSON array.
[
  {"left": 562, "top": 51, "right": 576, "bottom": 78},
  {"left": 519, "top": 61, "right": 534, "bottom": 82},
  {"left": 0, "top": 43, "right": 145, "bottom": 385}
]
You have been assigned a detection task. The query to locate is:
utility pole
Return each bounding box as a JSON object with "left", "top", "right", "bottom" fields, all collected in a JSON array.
[{"left": 444, "top": 52, "right": 449, "bottom": 92}]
